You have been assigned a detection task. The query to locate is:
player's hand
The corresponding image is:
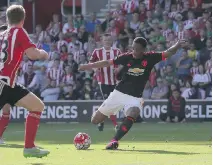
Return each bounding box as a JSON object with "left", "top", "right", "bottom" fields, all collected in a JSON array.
[{"left": 40, "top": 50, "right": 49, "bottom": 60}]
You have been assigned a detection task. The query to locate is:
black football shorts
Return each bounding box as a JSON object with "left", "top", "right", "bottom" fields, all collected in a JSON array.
[{"left": 0, "top": 80, "right": 29, "bottom": 109}]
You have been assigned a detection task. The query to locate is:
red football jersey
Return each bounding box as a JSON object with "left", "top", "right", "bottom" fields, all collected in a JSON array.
[
  {"left": 90, "top": 47, "right": 121, "bottom": 85},
  {"left": 0, "top": 27, "right": 35, "bottom": 88}
]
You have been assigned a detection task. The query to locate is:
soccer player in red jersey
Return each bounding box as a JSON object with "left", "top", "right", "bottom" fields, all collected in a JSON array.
[
  {"left": 79, "top": 37, "right": 187, "bottom": 149},
  {"left": 0, "top": 5, "right": 49, "bottom": 157}
]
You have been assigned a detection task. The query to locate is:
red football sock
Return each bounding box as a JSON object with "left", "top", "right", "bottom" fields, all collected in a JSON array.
[
  {"left": 0, "top": 112, "right": 10, "bottom": 137},
  {"left": 25, "top": 112, "right": 41, "bottom": 148},
  {"left": 110, "top": 115, "right": 117, "bottom": 127}
]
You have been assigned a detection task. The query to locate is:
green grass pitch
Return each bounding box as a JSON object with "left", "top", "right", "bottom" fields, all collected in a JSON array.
[{"left": 0, "top": 122, "right": 211, "bottom": 165}]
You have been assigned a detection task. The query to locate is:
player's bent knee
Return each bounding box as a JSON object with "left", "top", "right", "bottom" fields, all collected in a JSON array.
[
  {"left": 15, "top": 92, "right": 45, "bottom": 112},
  {"left": 126, "top": 107, "right": 140, "bottom": 119},
  {"left": 91, "top": 111, "right": 106, "bottom": 124}
]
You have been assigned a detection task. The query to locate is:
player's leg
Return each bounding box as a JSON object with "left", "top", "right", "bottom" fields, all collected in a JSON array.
[
  {"left": 0, "top": 104, "right": 11, "bottom": 144},
  {"left": 15, "top": 91, "right": 50, "bottom": 158},
  {"left": 99, "top": 84, "right": 118, "bottom": 131},
  {"left": 106, "top": 107, "right": 140, "bottom": 150},
  {"left": 10, "top": 83, "right": 48, "bottom": 157},
  {"left": 91, "top": 90, "right": 123, "bottom": 128}
]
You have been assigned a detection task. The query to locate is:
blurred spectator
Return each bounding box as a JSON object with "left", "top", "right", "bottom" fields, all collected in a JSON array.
[
  {"left": 168, "top": 83, "right": 178, "bottom": 98},
  {"left": 151, "top": 78, "right": 168, "bottom": 99},
  {"left": 192, "top": 65, "right": 211, "bottom": 87},
  {"left": 73, "top": 14, "right": 85, "bottom": 29},
  {"left": 64, "top": 54, "right": 78, "bottom": 73},
  {"left": 20, "top": 65, "right": 39, "bottom": 93},
  {"left": 85, "top": 12, "right": 101, "bottom": 33},
  {"left": 130, "top": 12, "right": 140, "bottom": 30},
  {"left": 81, "top": 80, "right": 93, "bottom": 100},
  {"left": 49, "top": 43, "right": 58, "bottom": 60},
  {"left": 181, "top": 80, "right": 205, "bottom": 99},
  {"left": 41, "top": 35, "right": 52, "bottom": 52},
  {"left": 142, "top": 81, "right": 152, "bottom": 99},
  {"left": 184, "top": 11, "right": 196, "bottom": 30},
  {"left": 163, "top": 64, "right": 178, "bottom": 85},
  {"left": 176, "top": 49, "right": 192, "bottom": 80},
  {"left": 197, "top": 29, "right": 207, "bottom": 49},
  {"left": 62, "top": 14, "right": 77, "bottom": 36},
  {"left": 121, "top": 0, "right": 139, "bottom": 14},
  {"left": 60, "top": 44, "right": 68, "bottom": 61},
  {"left": 187, "top": 42, "right": 199, "bottom": 60},
  {"left": 38, "top": 66, "right": 50, "bottom": 93},
  {"left": 41, "top": 80, "right": 60, "bottom": 101},
  {"left": 33, "top": 58, "right": 48, "bottom": 75},
  {"left": 68, "top": 33, "right": 82, "bottom": 53},
  {"left": 63, "top": 65, "right": 75, "bottom": 85},
  {"left": 60, "top": 84, "right": 79, "bottom": 100},
  {"left": 46, "top": 14, "right": 61, "bottom": 41},
  {"left": 160, "top": 90, "right": 186, "bottom": 123},
  {"left": 57, "top": 32, "right": 68, "bottom": 51},
  {"left": 190, "top": 60, "right": 199, "bottom": 76},
  {"left": 199, "top": 39, "right": 212, "bottom": 65},
  {"left": 73, "top": 43, "right": 85, "bottom": 64},
  {"left": 106, "top": 20, "right": 120, "bottom": 39},
  {"left": 33, "top": 24, "right": 47, "bottom": 43},
  {"left": 78, "top": 25, "right": 89, "bottom": 45},
  {"left": 138, "top": 2, "right": 147, "bottom": 22},
  {"left": 85, "top": 34, "right": 97, "bottom": 56},
  {"left": 21, "top": 55, "right": 33, "bottom": 73},
  {"left": 47, "top": 52, "right": 63, "bottom": 70},
  {"left": 48, "top": 59, "right": 65, "bottom": 86}
]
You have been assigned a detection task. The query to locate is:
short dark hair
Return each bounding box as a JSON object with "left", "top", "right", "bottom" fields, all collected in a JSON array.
[
  {"left": 133, "top": 37, "right": 148, "bottom": 48},
  {"left": 6, "top": 5, "right": 25, "bottom": 25}
]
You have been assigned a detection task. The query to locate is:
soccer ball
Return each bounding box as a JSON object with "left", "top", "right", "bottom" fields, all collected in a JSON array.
[{"left": 73, "top": 132, "right": 91, "bottom": 150}]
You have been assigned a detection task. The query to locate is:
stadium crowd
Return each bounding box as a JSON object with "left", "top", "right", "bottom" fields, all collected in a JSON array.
[{"left": 3, "top": 0, "right": 213, "bottom": 101}]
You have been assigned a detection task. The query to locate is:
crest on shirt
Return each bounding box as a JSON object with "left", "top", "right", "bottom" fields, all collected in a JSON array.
[{"left": 141, "top": 60, "right": 148, "bottom": 67}]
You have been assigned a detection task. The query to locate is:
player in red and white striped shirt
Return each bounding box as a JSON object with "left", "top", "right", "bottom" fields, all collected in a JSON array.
[
  {"left": 122, "top": 0, "right": 139, "bottom": 14},
  {"left": 90, "top": 34, "right": 121, "bottom": 131},
  {"left": 190, "top": 60, "right": 199, "bottom": 76},
  {"left": 48, "top": 59, "right": 64, "bottom": 86}
]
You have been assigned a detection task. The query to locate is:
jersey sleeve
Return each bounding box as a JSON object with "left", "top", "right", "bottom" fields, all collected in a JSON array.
[
  {"left": 17, "top": 28, "right": 36, "bottom": 51},
  {"left": 147, "top": 52, "right": 166, "bottom": 66},
  {"left": 89, "top": 49, "right": 99, "bottom": 62},
  {"left": 113, "top": 53, "right": 131, "bottom": 65}
]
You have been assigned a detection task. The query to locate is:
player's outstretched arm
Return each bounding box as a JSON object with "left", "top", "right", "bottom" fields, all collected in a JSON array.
[
  {"left": 163, "top": 40, "right": 187, "bottom": 58},
  {"left": 79, "top": 60, "right": 113, "bottom": 71},
  {"left": 25, "top": 48, "right": 49, "bottom": 60}
]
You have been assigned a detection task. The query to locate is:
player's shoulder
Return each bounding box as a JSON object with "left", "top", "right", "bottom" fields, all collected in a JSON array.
[{"left": 118, "top": 51, "right": 133, "bottom": 57}]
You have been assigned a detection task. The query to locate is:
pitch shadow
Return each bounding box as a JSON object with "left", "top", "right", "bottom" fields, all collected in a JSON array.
[{"left": 106, "top": 149, "right": 199, "bottom": 155}]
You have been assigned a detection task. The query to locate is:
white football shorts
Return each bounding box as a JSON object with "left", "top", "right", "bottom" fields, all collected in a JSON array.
[{"left": 98, "top": 90, "right": 143, "bottom": 117}]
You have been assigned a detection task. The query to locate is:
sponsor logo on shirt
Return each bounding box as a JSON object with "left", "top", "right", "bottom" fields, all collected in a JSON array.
[{"left": 127, "top": 68, "right": 145, "bottom": 76}]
